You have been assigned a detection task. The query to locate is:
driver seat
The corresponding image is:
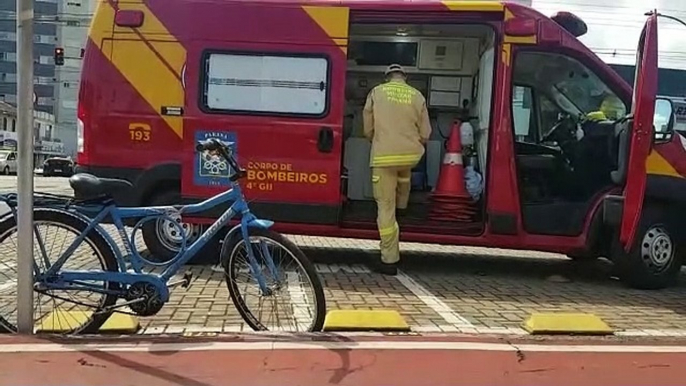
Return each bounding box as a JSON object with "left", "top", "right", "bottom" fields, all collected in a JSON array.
[{"left": 610, "top": 119, "right": 631, "bottom": 186}]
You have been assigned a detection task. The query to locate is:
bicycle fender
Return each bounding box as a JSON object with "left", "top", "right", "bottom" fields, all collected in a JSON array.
[
  {"left": 0, "top": 211, "right": 13, "bottom": 223},
  {"left": 247, "top": 218, "right": 274, "bottom": 229},
  {"left": 219, "top": 219, "right": 274, "bottom": 265},
  {"left": 223, "top": 219, "right": 274, "bottom": 241}
]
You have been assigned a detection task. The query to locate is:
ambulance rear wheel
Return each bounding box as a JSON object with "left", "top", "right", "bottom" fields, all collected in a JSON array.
[
  {"left": 141, "top": 189, "right": 217, "bottom": 264},
  {"left": 612, "top": 207, "right": 682, "bottom": 290}
]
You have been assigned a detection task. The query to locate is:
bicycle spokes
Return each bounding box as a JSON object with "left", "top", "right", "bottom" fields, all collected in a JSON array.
[
  {"left": 226, "top": 231, "right": 322, "bottom": 332},
  {"left": 0, "top": 219, "right": 112, "bottom": 333}
]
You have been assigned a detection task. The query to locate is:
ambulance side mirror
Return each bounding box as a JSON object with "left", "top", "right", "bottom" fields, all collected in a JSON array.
[{"left": 653, "top": 97, "right": 675, "bottom": 143}]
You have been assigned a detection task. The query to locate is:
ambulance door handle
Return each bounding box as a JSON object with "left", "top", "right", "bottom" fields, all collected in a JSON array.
[{"left": 317, "top": 126, "right": 334, "bottom": 153}]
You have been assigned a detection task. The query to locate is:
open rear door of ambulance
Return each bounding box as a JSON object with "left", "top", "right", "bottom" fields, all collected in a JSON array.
[{"left": 619, "top": 11, "right": 659, "bottom": 251}]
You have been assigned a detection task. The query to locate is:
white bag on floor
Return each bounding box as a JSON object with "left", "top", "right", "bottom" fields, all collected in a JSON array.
[{"left": 464, "top": 165, "right": 483, "bottom": 201}]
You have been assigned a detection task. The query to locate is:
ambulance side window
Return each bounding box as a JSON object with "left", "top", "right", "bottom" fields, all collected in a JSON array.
[{"left": 200, "top": 51, "right": 330, "bottom": 117}]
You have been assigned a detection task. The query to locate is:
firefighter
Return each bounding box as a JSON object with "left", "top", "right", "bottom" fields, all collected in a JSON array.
[{"left": 362, "top": 64, "right": 432, "bottom": 275}]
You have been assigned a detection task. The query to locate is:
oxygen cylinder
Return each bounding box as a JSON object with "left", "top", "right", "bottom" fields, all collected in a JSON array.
[
  {"left": 459, "top": 121, "right": 474, "bottom": 147},
  {"left": 459, "top": 121, "right": 477, "bottom": 167}
]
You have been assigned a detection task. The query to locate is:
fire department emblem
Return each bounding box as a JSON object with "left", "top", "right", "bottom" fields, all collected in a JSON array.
[{"left": 194, "top": 130, "right": 236, "bottom": 187}]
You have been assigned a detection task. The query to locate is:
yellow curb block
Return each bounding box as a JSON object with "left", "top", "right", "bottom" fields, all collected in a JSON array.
[
  {"left": 323, "top": 310, "right": 410, "bottom": 332},
  {"left": 36, "top": 310, "right": 140, "bottom": 333},
  {"left": 522, "top": 312, "right": 614, "bottom": 335}
]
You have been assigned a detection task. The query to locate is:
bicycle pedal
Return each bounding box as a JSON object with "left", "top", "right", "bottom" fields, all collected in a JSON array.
[{"left": 181, "top": 271, "right": 193, "bottom": 288}]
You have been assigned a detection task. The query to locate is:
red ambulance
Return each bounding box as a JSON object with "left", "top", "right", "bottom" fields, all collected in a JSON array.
[{"left": 77, "top": 0, "right": 686, "bottom": 289}]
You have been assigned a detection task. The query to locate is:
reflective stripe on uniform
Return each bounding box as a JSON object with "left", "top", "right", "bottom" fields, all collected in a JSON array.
[
  {"left": 372, "top": 154, "right": 422, "bottom": 167},
  {"left": 397, "top": 177, "right": 411, "bottom": 183},
  {"left": 379, "top": 222, "right": 399, "bottom": 237}
]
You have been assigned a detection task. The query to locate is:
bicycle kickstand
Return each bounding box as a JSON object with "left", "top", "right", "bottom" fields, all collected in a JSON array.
[{"left": 168, "top": 270, "right": 194, "bottom": 289}]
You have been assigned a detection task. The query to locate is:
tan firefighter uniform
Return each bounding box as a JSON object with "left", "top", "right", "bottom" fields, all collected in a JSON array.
[{"left": 363, "top": 74, "right": 432, "bottom": 264}]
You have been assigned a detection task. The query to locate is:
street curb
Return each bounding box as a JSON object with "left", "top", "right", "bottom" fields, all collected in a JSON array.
[
  {"left": 522, "top": 313, "right": 614, "bottom": 335},
  {"left": 322, "top": 310, "right": 411, "bottom": 332},
  {"left": 129, "top": 325, "right": 686, "bottom": 338}
]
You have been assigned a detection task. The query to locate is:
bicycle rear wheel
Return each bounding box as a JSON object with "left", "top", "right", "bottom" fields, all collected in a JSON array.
[
  {"left": 223, "top": 228, "right": 325, "bottom": 332},
  {"left": 0, "top": 208, "right": 120, "bottom": 334}
]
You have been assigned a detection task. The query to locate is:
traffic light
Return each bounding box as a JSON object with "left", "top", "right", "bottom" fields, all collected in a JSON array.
[{"left": 54, "top": 47, "right": 64, "bottom": 66}]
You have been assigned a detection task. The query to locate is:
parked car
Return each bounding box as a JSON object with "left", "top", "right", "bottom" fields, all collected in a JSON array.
[
  {"left": 42, "top": 156, "right": 74, "bottom": 177},
  {"left": 0, "top": 150, "right": 17, "bottom": 175}
]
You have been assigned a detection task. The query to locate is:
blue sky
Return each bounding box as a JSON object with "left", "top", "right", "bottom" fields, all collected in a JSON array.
[{"left": 531, "top": 0, "right": 686, "bottom": 70}]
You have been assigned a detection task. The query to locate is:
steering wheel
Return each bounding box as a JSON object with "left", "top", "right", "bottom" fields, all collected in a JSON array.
[{"left": 541, "top": 114, "right": 579, "bottom": 144}]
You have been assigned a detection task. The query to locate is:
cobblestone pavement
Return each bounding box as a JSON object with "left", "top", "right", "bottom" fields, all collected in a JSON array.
[{"left": 1, "top": 176, "right": 686, "bottom": 336}]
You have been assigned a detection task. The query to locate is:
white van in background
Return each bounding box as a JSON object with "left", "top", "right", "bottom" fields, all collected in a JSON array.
[
  {"left": 0, "top": 150, "right": 18, "bottom": 175},
  {"left": 669, "top": 96, "right": 686, "bottom": 134}
]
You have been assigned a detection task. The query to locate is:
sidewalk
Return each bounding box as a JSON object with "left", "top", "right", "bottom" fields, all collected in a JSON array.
[
  {"left": 3, "top": 236, "right": 686, "bottom": 337},
  {"left": 2, "top": 176, "right": 686, "bottom": 337},
  {"left": 134, "top": 238, "right": 686, "bottom": 337}
]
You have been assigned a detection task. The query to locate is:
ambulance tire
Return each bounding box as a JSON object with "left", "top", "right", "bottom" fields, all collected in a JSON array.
[
  {"left": 141, "top": 189, "right": 220, "bottom": 265},
  {"left": 612, "top": 206, "right": 682, "bottom": 290}
]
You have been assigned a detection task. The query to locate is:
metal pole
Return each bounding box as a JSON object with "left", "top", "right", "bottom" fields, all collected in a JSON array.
[
  {"left": 15, "top": 0, "right": 34, "bottom": 333},
  {"left": 656, "top": 13, "right": 686, "bottom": 29}
]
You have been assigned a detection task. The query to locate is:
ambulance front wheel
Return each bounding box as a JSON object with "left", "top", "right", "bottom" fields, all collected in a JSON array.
[
  {"left": 612, "top": 207, "right": 682, "bottom": 290},
  {"left": 141, "top": 189, "right": 219, "bottom": 264}
]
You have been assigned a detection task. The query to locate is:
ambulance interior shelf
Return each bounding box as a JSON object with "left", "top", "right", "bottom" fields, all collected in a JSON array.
[
  {"left": 430, "top": 110, "right": 484, "bottom": 201},
  {"left": 340, "top": 22, "right": 492, "bottom": 228},
  {"left": 342, "top": 89, "right": 484, "bottom": 203},
  {"left": 342, "top": 74, "right": 484, "bottom": 203}
]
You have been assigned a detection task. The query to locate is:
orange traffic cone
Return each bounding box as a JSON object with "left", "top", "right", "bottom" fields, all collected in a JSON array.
[{"left": 429, "top": 120, "right": 477, "bottom": 222}]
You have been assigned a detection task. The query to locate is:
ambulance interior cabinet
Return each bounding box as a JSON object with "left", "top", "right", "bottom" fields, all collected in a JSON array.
[
  {"left": 345, "top": 138, "right": 443, "bottom": 200},
  {"left": 345, "top": 138, "right": 374, "bottom": 200},
  {"left": 425, "top": 140, "right": 442, "bottom": 189}
]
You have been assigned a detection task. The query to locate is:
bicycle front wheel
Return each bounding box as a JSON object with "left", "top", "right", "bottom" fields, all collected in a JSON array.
[
  {"left": 223, "top": 228, "right": 325, "bottom": 332},
  {"left": 0, "top": 208, "right": 120, "bottom": 334}
]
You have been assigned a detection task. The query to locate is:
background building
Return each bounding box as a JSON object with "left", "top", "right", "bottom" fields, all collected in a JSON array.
[
  {"left": 4, "top": 0, "right": 686, "bottom": 159},
  {"left": 54, "top": 0, "right": 95, "bottom": 157},
  {"left": 609, "top": 64, "right": 686, "bottom": 97},
  {"left": 0, "top": 0, "right": 58, "bottom": 113},
  {"left": 0, "top": 0, "right": 94, "bottom": 157},
  {"left": 0, "top": 101, "right": 64, "bottom": 166}
]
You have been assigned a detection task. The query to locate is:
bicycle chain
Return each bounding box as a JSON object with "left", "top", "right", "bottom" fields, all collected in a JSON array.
[{"left": 33, "top": 290, "right": 143, "bottom": 317}]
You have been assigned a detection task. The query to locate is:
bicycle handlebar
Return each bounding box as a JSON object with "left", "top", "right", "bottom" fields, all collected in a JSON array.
[{"left": 196, "top": 138, "right": 248, "bottom": 182}]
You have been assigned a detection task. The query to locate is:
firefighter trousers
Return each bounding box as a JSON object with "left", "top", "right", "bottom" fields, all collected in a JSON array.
[{"left": 372, "top": 166, "right": 413, "bottom": 264}]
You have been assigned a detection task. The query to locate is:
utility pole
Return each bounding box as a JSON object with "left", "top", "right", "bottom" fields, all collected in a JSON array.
[{"left": 16, "top": 0, "right": 34, "bottom": 333}]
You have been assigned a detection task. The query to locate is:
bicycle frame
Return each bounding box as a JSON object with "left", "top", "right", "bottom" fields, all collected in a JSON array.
[{"left": 36, "top": 181, "right": 274, "bottom": 302}]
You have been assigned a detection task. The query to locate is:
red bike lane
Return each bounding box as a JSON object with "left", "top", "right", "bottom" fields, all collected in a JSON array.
[{"left": 1, "top": 335, "right": 685, "bottom": 386}]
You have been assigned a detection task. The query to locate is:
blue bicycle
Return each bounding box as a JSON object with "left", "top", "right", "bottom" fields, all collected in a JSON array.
[{"left": 0, "top": 139, "right": 325, "bottom": 334}]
